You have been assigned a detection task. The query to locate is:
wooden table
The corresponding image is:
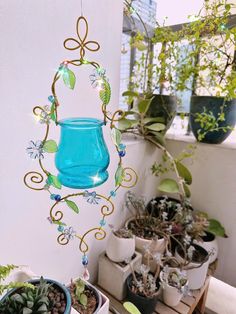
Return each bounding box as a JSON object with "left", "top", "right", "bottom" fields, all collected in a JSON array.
[{"left": 96, "top": 276, "right": 210, "bottom": 314}]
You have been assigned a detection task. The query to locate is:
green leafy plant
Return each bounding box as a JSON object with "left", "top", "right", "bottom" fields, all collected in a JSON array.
[
  {"left": 0, "top": 265, "right": 34, "bottom": 296},
  {"left": 119, "top": 94, "right": 193, "bottom": 200},
  {"left": 0, "top": 277, "right": 51, "bottom": 314},
  {"left": 177, "top": 0, "right": 236, "bottom": 138},
  {"left": 75, "top": 279, "right": 88, "bottom": 307}
]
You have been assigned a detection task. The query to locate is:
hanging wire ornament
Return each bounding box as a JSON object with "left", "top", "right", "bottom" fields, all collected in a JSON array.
[{"left": 24, "top": 15, "right": 138, "bottom": 280}]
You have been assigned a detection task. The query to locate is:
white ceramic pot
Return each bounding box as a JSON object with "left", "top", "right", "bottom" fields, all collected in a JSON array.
[
  {"left": 125, "top": 217, "right": 166, "bottom": 255},
  {"left": 194, "top": 232, "right": 218, "bottom": 264},
  {"left": 175, "top": 245, "right": 209, "bottom": 290},
  {"left": 160, "top": 269, "right": 187, "bottom": 307},
  {"left": 106, "top": 232, "right": 135, "bottom": 263}
]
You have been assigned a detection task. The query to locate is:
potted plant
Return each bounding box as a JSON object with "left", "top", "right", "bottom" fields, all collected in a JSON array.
[
  {"left": 106, "top": 227, "right": 135, "bottom": 263},
  {"left": 160, "top": 266, "right": 188, "bottom": 307},
  {"left": 0, "top": 264, "right": 35, "bottom": 298},
  {"left": 175, "top": 243, "right": 209, "bottom": 290},
  {"left": 124, "top": 191, "right": 167, "bottom": 255},
  {"left": 69, "top": 278, "right": 102, "bottom": 314},
  {"left": 192, "top": 211, "right": 227, "bottom": 263},
  {"left": 126, "top": 263, "right": 161, "bottom": 314},
  {"left": 0, "top": 276, "right": 72, "bottom": 314},
  {"left": 177, "top": 0, "right": 236, "bottom": 143},
  {"left": 123, "top": 1, "right": 187, "bottom": 131}
]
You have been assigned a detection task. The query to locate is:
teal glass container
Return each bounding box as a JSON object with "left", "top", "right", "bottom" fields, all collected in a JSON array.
[{"left": 55, "top": 118, "right": 110, "bottom": 189}]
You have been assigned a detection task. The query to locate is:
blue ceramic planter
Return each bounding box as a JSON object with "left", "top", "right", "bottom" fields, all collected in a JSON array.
[
  {"left": 0, "top": 278, "right": 72, "bottom": 314},
  {"left": 190, "top": 96, "right": 236, "bottom": 144},
  {"left": 55, "top": 117, "right": 110, "bottom": 189}
]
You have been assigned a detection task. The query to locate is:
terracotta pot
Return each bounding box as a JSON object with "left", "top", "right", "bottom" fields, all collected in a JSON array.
[{"left": 106, "top": 232, "right": 135, "bottom": 262}]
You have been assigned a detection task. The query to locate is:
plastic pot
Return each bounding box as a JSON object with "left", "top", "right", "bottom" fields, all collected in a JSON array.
[
  {"left": 126, "top": 274, "right": 160, "bottom": 314},
  {"left": 175, "top": 244, "right": 209, "bottom": 290},
  {"left": 190, "top": 96, "right": 236, "bottom": 144},
  {"left": 106, "top": 231, "right": 135, "bottom": 263}
]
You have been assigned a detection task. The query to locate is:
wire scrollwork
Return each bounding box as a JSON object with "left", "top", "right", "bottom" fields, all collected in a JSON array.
[
  {"left": 24, "top": 14, "right": 138, "bottom": 261},
  {"left": 24, "top": 172, "right": 45, "bottom": 191}
]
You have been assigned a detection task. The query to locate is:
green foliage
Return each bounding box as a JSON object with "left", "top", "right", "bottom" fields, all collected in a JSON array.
[
  {"left": 123, "top": 302, "right": 141, "bottom": 314},
  {"left": 111, "top": 128, "right": 122, "bottom": 147},
  {"left": 47, "top": 174, "right": 62, "bottom": 190},
  {"left": 65, "top": 199, "right": 79, "bottom": 214},
  {"left": 50, "top": 104, "right": 56, "bottom": 122},
  {"left": 0, "top": 265, "right": 35, "bottom": 296},
  {"left": 43, "top": 140, "right": 58, "bottom": 153},
  {"left": 62, "top": 67, "right": 76, "bottom": 90},
  {"left": 207, "top": 219, "right": 227, "bottom": 237},
  {"left": 158, "top": 178, "right": 179, "bottom": 193},
  {"left": 196, "top": 211, "right": 227, "bottom": 238},
  {"left": 118, "top": 93, "right": 166, "bottom": 146},
  {"left": 99, "top": 79, "right": 111, "bottom": 105},
  {"left": 115, "top": 165, "right": 124, "bottom": 186},
  {"left": 74, "top": 279, "right": 88, "bottom": 308},
  {"left": 176, "top": 1, "right": 236, "bottom": 99},
  {"left": 0, "top": 277, "right": 51, "bottom": 314},
  {"left": 194, "top": 106, "right": 233, "bottom": 141},
  {"left": 176, "top": 161, "right": 192, "bottom": 185}
]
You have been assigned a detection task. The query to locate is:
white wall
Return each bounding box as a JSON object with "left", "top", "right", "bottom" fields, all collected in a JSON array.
[
  {"left": 0, "top": 0, "right": 161, "bottom": 284},
  {"left": 166, "top": 139, "right": 236, "bottom": 287}
]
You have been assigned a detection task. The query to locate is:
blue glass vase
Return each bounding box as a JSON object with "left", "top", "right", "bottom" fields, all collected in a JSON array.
[{"left": 55, "top": 118, "right": 110, "bottom": 189}]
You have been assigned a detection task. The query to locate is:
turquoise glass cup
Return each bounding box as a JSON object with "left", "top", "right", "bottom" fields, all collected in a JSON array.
[{"left": 55, "top": 118, "right": 110, "bottom": 189}]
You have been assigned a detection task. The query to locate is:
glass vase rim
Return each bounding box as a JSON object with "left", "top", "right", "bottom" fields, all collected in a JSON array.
[{"left": 58, "top": 117, "right": 104, "bottom": 129}]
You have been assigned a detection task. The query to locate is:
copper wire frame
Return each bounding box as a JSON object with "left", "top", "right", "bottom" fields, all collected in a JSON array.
[{"left": 24, "top": 16, "right": 138, "bottom": 256}]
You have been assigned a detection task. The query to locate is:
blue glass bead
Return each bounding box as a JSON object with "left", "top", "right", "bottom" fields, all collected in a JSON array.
[
  {"left": 54, "top": 194, "right": 61, "bottom": 201},
  {"left": 50, "top": 194, "right": 61, "bottom": 201},
  {"left": 110, "top": 190, "right": 116, "bottom": 197},
  {"left": 119, "top": 143, "right": 126, "bottom": 151},
  {"left": 57, "top": 225, "right": 64, "bottom": 232},
  {"left": 82, "top": 255, "right": 88, "bottom": 266},
  {"left": 118, "top": 150, "right": 126, "bottom": 157},
  {"left": 48, "top": 95, "right": 55, "bottom": 103},
  {"left": 100, "top": 219, "right": 106, "bottom": 227}
]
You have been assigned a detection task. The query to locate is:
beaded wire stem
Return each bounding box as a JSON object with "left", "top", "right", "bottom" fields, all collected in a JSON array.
[{"left": 24, "top": 16, "right": 138, "bottom": 279}]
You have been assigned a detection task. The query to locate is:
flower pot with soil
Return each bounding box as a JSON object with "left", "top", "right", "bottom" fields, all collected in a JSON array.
[
  {"left": 106, "top": 228, "right": 135, "bottom": 263},
  {"left": 160, "top": 266, "right": 188, "bottom": 307},
  {"left": 175, "top": 244, "right": 209, "bottom": 290},
  {"left": 0, "top": 276, "right": 72, "bottom": 314},
  {"left": 194, "top": 231, "right": 218, "bottom": 264},
  {"left": 69, "top": 278, "right": 102, "bottom": 314},
  {"left": 125, "top": 216, "right": 166, "bottom": 255},
  {"left": 126, "top": 264, "right": 161, "bottom": 314}
]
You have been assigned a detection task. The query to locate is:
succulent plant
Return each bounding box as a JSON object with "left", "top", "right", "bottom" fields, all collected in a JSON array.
[
  {"left": 73, "top": 279, "right": 88, "bottom": 308},
  {"left": 0, "top": 277, "right": 51, "bottom": 314},
  {"left": 113, "top": 227, "right": 133, "bottom": 239}
]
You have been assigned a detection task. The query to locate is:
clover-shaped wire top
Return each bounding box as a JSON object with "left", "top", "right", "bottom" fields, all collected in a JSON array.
[{"left": 63, "top": 16, "right": 100, "bottom": 59}]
